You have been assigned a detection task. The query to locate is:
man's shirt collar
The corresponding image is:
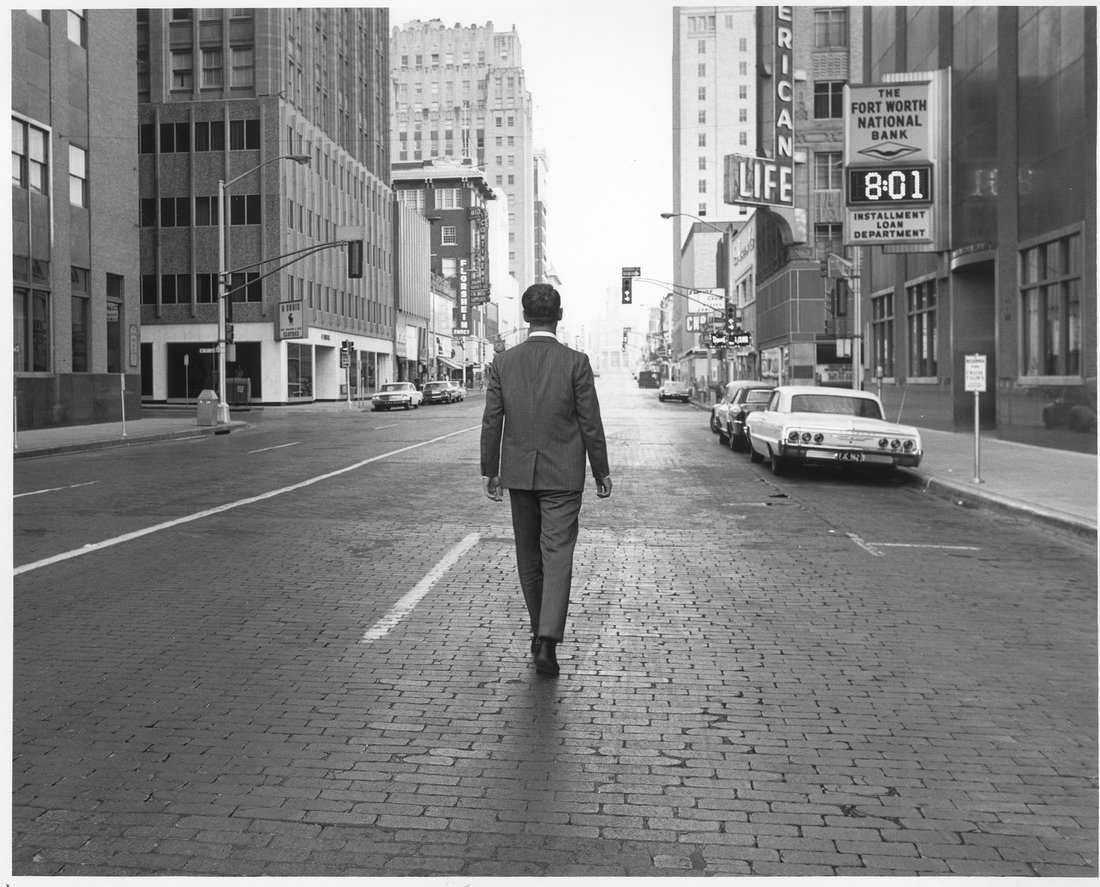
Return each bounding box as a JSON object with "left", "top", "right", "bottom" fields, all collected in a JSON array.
[{"left": 528, "top": 331, "right": 558, "bottom": 341}]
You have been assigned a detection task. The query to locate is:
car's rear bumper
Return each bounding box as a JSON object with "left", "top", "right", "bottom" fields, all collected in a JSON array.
[{"left": 779, "top": 444, "right": 922, "bottom": 468}]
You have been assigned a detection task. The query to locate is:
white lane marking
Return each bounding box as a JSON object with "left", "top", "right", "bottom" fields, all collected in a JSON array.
[
  {"left": 13, "top": 425, "right": 480, "bottom": 576},
  {"left": 376, "top": 424, "right": 398, "bottom": 430},
  {"left": 847, "top": 533, "right": 883, "bottom": 557},
  {"left": 14, "top": 481, "right": 99, "bottom": 499},
  {"left": 248, "top": 441, "right": 301, "bottom": 454},
  {"left": 361, "top": 532, "right": 481, "bottom": 644},
  {"left": 847, "top": 533, "right": 981, "bottom": 557}
]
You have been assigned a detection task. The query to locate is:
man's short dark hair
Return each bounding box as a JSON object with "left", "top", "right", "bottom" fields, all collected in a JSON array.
[{"left": 522, "top": 284, "right": 561, "bottom": 320}]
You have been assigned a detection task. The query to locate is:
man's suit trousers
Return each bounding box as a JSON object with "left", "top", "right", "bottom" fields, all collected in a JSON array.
[{"left": 507, "top": 488, "right": 583, "bottom": 642}]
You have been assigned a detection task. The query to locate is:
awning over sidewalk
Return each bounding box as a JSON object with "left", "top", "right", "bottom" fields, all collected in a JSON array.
[{"left": 436, "top": 356, "right": 462, "bottom": 370}]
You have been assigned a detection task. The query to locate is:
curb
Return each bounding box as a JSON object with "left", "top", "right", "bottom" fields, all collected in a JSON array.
[
  {"left": 13, "top": 422, "right": 249, "bottom": 460},
  {"left": 899, "top": 469, "right": 1097, "bottom": 541}
]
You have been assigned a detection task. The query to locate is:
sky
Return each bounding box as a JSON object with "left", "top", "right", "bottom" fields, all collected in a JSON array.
[{"left": 384, "top": 0, "right": 679, "bottom": 329}]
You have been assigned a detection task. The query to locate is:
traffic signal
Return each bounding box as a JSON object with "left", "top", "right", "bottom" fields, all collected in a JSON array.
[
  {"left": 621, "top": 276, "right": 632, "bottom": 304},
  {"left": 226, "top": 323, "right": 235, "bottom": 344},
  {"left": 347, "top": 239, "right": 364, "bottom": 278},
  {"left": 725, "top": 302, "right": 737, "bottom": 332}
]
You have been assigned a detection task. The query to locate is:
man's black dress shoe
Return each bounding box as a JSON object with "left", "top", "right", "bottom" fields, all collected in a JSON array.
[{"left": 533, "top": 637, "right": 560, "bottom": 676}]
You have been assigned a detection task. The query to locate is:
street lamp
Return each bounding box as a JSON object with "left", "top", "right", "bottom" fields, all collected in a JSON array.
[{"left": 216, "top": 152, "right": 311, "bottom": 423}]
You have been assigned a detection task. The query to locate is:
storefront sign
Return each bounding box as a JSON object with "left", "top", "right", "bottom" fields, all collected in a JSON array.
[
  {"left": 277, "top": 300, "right": 305, "bottom": 339},
  {"left": 845, "top": 81, "right": 932, "bottom": 162}
]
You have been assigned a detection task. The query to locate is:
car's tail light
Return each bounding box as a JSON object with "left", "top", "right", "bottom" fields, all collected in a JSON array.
[
  {"left": 903, "top": 439, "right": 915, "bottom": 451},
  {"left": 878, "top": 438, "right": 889, "bottom": 449},
  {"left": 890, "top": 438, "right": 901, "bottom": 449},
  {"left": 787, "top": 430, "right": 800, "bottom": 443},
  {"left": 813, "top": 433, "right": 824, "bottom": 444}
]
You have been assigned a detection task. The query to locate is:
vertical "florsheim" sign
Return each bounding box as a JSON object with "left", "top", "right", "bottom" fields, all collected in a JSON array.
[{"left": 453, "top": 258, "right": 471, "bottom": 337}]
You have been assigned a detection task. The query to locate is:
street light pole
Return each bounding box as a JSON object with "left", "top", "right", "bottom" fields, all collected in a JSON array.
[{"left": 216, "top": 152, "right": 310, "bottom": 424}]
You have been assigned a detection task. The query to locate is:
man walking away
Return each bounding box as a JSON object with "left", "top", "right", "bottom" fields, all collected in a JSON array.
[{"left": 480, "top": 284, "right": 612, "bottom": 676}]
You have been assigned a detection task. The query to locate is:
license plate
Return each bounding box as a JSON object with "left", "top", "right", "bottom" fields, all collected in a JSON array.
[{"left": 834, "top": 451, "right": 864, "bottom": 463}]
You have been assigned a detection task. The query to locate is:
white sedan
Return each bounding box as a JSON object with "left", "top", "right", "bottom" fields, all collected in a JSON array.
[
  {"left": 371, "top": 381, "right": 422, "bottom": 411},
  {"left": 746, "top": 385, "right": 922, "bottom": 476}
]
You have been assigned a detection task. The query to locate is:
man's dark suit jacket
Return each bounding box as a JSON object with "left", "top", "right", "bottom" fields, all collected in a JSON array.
[{"left": 480, "top": 335, "right": 609, "bottom": 492}]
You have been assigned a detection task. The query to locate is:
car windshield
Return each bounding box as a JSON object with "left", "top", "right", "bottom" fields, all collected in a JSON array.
[
  {"left": 789, "top": 394, "right": 883, "bottom": 419},
  {"left": 425, "top": 383, "right": 445, "bottom": 390},
  {"left": 381, "top": 383, "right": 408, "bottom": 392},
  {"left": 745, "top": 390, "right": 773, "bottom": 404}
]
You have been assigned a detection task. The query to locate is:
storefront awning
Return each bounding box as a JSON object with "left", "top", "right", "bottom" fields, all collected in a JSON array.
[{"left": 436, "top": 356, "right": 462, "bottom": 370}]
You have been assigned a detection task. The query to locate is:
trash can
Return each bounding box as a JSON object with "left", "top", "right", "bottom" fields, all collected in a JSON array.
[
  {"left": 196, "top": 389, "right": 219, "bottom": 426},
  {"left": 227, "top": 377, "right": 251, "bottom": 407}
]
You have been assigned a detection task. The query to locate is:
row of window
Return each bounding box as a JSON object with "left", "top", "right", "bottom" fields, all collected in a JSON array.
[
  {"left": 169, "top": 46, "right": 254, "bottom": 91},
  {"left": 139, "top": 194, "right": 259, "bottom": 227},
  {"left": 139, "top": 119, "right": 260, "bottom": 154},
  {"left": 868, "top": 232, "right": 1084, "bottom": 379}
]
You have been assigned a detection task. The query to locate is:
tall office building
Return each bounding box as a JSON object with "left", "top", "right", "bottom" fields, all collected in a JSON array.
[
  {"left": 12, "top": 10, "right": 142, "bottom": 429},
  {"left": 137, "top": 8, "right": 395, "bottom": 405},
  {"left": 670, "top": 7, "right": 757, "bottom": 272},
  {"left": 669, "top": 7, "right": 757, "bottom": 384},
  {"left": 390, "top": 19, "right": 535, "bottom": 291}
]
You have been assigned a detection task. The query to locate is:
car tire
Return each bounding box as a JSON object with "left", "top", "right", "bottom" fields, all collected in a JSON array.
[
  {"left": 769, "top": 447, "right": 789, "bottom": 476},
  {"left": 729, "top": 429, "right": 743, "bottom": 452},
  {"left": 711, "top": 412, "right": 721, "bottom": 432},
  {"left": 717, "top": 423, "right": 729, "bottom": 445},
  {"left": 748, "top": 433, "right": 763, "bottom": 462}
]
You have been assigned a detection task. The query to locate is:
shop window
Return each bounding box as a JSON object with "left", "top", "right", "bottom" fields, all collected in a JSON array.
[
  {"left": 287, "top": 341, "right": 313, "bottom": 398},
  {"left": 871, "top": 292, "right": 894, "bottom": 378},
  {"left": 14, "top": 287, "right": 51, "bottom": 372},
  {"left": 906, "top": 279, "right": 938, "bottom": 377},
  {"left": 1021, "top": 232, "right": 1083, "bottom": 377}
]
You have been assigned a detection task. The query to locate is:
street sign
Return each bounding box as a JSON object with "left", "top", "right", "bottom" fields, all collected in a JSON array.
[
  {"left": 278, "top": 300, "right": 305, "bottom": 340},
  {"left": 199, "top": 347, "right": 217, "bottom": 354},
  {"left": 730, "top": 332, "right": 753, "bottom": 348},
  {"left": 964, "top": 353, "right": 987, "bottom": 393},
  {"left": 621, "top": 267, "right": 641, "bottom": 278}
]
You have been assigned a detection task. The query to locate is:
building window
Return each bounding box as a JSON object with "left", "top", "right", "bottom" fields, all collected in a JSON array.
[
  {"left": 698, "top": 157, "right": 706, "bottom": 170},
  {"left": 435, "top": 187, "right": 461, "bottom": 209},
  {"left": 71, "top": 266, "right": 89, "bottom": 372},
  {"left": 139, "top": 197, "right": 157, "bottom": 226},
  {"left": 159, "top": 121, "right": 190, "bottom": 152},
  {"left": 1021, "top": 232, "right": 1083, "bottom": 377},
  {"left": 139, "top": 123, "right": 156, "bottom": 154},
  {"left": 12, "top": 119, "right": 48, "bottom": 192},
  {"left": 698, "top": 110, "right": 706, "bottom": 124},
  {"left": 814, "top": 223, "right": 843, "bottom": 259},
  {"left": 231, "top": 46, "right": 254, "bottom": 87},
  {"left": 67, "top": 9, "right": 85, "bottom": 46},
  {"left": 196, "top": 273, "right": 218, "bottom": 303},
  {"left": 814, "top": 8, "right": 847, "bottom": 47},
  {"left": 871, "top": 293, "right": 895, "bottom": 378},
  {"left": 698, "top": 179, "right": 707, "bottom": 193},
  {"left": 441, "top": 225, "right": 458, "bottom": 245},
  {"left": 160, "top": 273, "right": 192, "bottom": 305},
  {"left": 159, "top": 196, "right": 191, "bottom": 227},
  {"left": 698, "top": 133, "right": 706, "bottom": 147},
  {"left": 813, "top": 151, "right": 842, "bottom": 190},
  {"left": 906, "top": 279, "right": 938, "bottom": 377},
  {"left": 698, "top": 87, "right": 706, "bottom": 101},
  {"left": 229, "top": 271, "right": 262, "bottom": 302},
  {"left": 229, "top": 118, "right": 260, "bottom": 150},
  {"left": 171, "top": 50, "right": 193, "bottom": 90},
  {"left": 68, "top": 144, "right": 87, "bottom": 207},
  {"left": 194, "top": 120, "right": 225, "bottom": 151},
  {"left": 814, "top": 81, "right": 845, "bottom": 119},
  {"left": 698, "top": 63, "right": 706, "bottom": 76},
  {"left": 195, "top": 195, "right": 219, "bottom": 226},
  {"left": 201, "top": 48, "right": 223, "bottom": 88},
  {"left": 739, "top": 85, "right": 748, "bottom": 100},
  {"left": 229, "top": 194, "right": 260, "bottom": 225}
]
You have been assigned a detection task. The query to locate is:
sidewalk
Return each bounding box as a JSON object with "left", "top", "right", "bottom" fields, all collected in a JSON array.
[{"left": 11, "top": 403, "right": 1097, "bottom": 539}]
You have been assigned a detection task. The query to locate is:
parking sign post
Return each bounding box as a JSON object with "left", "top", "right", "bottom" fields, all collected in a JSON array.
[{"left": 964, "top": 354, "right": 987, "bottom": 484}]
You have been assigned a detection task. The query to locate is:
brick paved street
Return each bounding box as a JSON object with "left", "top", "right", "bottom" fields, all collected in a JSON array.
[{"left": 11, "top": 392, "right": 1097, "bottom": 876}]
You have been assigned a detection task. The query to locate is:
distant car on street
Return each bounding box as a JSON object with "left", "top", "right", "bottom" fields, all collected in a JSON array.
[
  {"left": 636, "top": 370, "right": 660, "bottom": 389},
  {"left": 746, "top": 385, "right": 922, "bottom": 476},
  {"left": 658, "top": 379, "right": 692, "bottom": 403},
  {"left": 421, "top": 381, "right": 454, "bottom": 404},
  {"left": 446, "top": 381, "right": 466, "bottom": 401},
  {"left": 371, "top": 381, "right": 423, "bottom": 411},
  {"left": 711, "top": 380, "right": 775, "bottom": 439}
]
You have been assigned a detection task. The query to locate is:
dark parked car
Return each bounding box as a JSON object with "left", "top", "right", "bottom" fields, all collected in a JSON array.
[
  {"left": 421, "top": 381, "right": 454, "bottom": 404},
  {"left": 658, "top": 380, "right": 692, "bottom": 403},
  {"left": 723, "top": 387, "right": 777, "bottom": 451},
  {"left": 637, "top": 370, "right": 660, "bottom": 389}
]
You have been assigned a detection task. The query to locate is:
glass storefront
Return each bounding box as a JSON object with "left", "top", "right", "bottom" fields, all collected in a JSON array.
[{"left": 287, "top": 341, "right": 313, "bottom": 399}]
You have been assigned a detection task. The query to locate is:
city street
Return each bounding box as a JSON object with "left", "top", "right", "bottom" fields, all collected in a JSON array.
[{"left": 11, "top": 370, "right": 1097, "bottom": 877}]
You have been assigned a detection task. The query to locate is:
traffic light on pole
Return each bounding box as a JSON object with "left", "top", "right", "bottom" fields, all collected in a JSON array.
[
  {"left": 621, "top": 276, "right": 632, "bottom": 304},
  {"left": 347, "top": 239, "right": 364, "bottom": 279}
]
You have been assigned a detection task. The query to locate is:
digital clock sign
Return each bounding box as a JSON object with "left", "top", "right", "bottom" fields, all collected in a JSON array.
[{"left": 847, "top": 165, "right": 933, "bottom": 205}]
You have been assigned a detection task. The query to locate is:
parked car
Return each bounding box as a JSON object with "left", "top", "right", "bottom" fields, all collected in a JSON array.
[
  {"left": 421, "top": 381, "right": 454, "bottom": 404},
  {"left": 658, "top": 379, "right": 692, "bottom": 403},
  {"left": 371, "top": 381, "right": 423, "bottom": 411},
  {"left": 746, "top": 385, "right": 922, "bottom": 476},
  {"left": 1042, "top": 382, "right": 1097, "bottom": 432},
  {"left": 447, "top": 381, "right": 466, "bottom": 402},
  {"left": 637, "top": 370, "right": 660, "bottom": 389},
  {"left": 724, "top": 387, "right": 777, "bottom": 451},
  {"left": 712, "top": 380, "right": 775, "bottom": 438}
]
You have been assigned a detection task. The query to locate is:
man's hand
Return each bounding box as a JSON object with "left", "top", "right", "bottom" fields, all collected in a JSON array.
[
  {"left": 596, "top": 475, "right": 613, "bottom": 499},
  {"left": 484, "top": 476, "right": 503, "bottom": 502}
]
